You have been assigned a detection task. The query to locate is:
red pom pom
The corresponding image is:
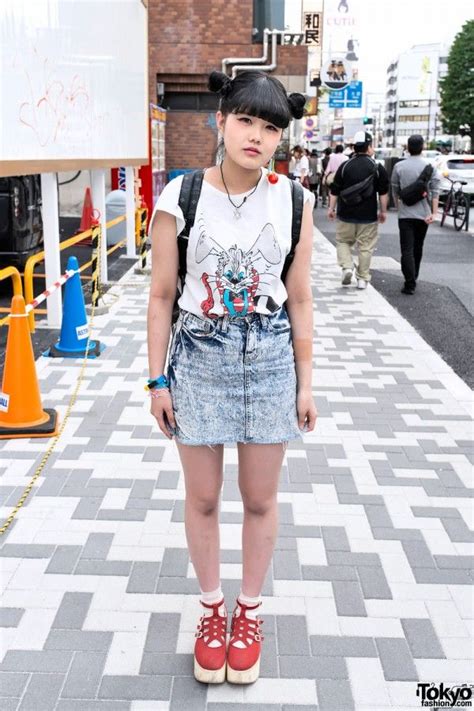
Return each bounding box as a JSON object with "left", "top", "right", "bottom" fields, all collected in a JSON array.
[{"left": 267, "top": 172, "right": 279, "bottom": 184}]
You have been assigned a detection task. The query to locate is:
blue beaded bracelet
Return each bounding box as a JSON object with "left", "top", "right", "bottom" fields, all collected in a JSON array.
[{"left": 145, "top": 375, "right": 169, "bottom": 391}]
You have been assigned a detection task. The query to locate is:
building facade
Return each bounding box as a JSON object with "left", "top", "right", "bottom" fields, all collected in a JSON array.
[
  {"left": 149, "top": 0, "right": 308, "bottom": 172},
  {"left": 384, "top": 43, "right": 449, "bottom": 148}
]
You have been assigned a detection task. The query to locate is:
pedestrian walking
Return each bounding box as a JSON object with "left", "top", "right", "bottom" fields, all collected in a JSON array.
[
  {"left": 323, "top": 144, "right": 348, "bottom": 187},
  {"left": 319, "top": 147, "right": 332, "bottom": 206},
  {"left": 391, "top": 134, "right": 441, "bottom": 294},
  {"left": 147, "top": 69, "right": 317, "bottom": 686},
  {"left": 308, "top": 149, "right": 320, "bottom": 200},
  {"left": 328, "top": 130, "right": 389, "bottom": 289},
  {"left": 292, "top": 145, "right": 310, "bottom": 188}
]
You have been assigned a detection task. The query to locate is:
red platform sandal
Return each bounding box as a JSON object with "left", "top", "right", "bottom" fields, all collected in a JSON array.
[
  {"left": 193, "top": 598, "right": 227, "bottom": 684},
  {"left": 226, "top": 599, "right": 264, "bottom": 684}
]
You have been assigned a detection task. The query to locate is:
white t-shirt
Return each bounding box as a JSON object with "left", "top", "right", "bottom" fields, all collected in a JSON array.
[
  {"left": 150, "top": 169, "right": 314, "bottom": 319},
  {"left": 293, "top": 155, "right": 309, "bottom": 177}
]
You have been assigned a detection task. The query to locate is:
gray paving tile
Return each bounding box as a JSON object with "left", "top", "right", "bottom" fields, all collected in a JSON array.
[
  {"left": 321, "top": 527, "right": 351, "bottom": 552},
  {"left": 302, "top": 565, "right": 358, "bottom": 581},
  {"left": 44, "top": 630, "right": 113, "bottom": 652},
  {"left": 276, "top": 616, "right": 310, "bottom": 656},
  {"left": 434, "top": 554, "right": 474, "bottom": 569},
  {"left": 74, "top": 560, "right": 132, "bottom": 576},
  {"left": 310, "top": 635, "right": 377, "bottom": 657},
  {"left": 0, "top": 608, "right": 24, "bottom": 628},
  {"left": 412, "top": 567, "right": 472, "bottom": 585},
  {"left": 317, "top": 679, "right": 355, "bottom": 710},
  {"left": 332, "top": 581, "right": 367, "bottom": 617},
  {"left": 52, "top": 592, "right": 93, "bottom": 630},
  {"left": 18, "top": 673, "right": 64, "bottom": 710},
  {"left": 357, "top": 565, "right": 392, "bottom": 599},
  {"left": 81, "top": 533, "right": 114, "bottom": 559},
  {"left": 401, "top": 618, "right": 446, "bottom": 659},
  {"left": 273, "top": 550, "right": 301, "bottom": 579},
  {"left": 144, "top": 613, "right": 181, "bottom": 653},
  {"left": 142, "top": 447, "right": 165, "bottom": 462},
  {"left": 159, "top": 548, "right": 189, "bottom": 577},
  {"left": 140, "top": 652, "right": 193, "bottom": 676},
  {"left": 0, "top": 650, "right": 73, "bottom": 673},
  {"left": 98, "top": 675, "right": 171, "bottom": 700},
  {"left": 401, "top": 540, "right": 436, "bottom": 568},
  {"left": 0, "top": 671, "right": 29, "bottom": 697},
  {"left": 97, "top": 509, "right": 147, "bottom": 521},
  {"left": 0, "top": 544, "right": 54, "bottom": 558},
  {"left": 127, "top": 561, "right": 161, "bottom": 593},
  {"left": 156, "top": 470, "right": 180, "bottom": 488},
  {"left": 46, "top": 546, "right": 83, "bottom": 574},
  {"left": 56, "top": 701, "right": 130, "bottom": 710},
  {"left": 169, "top": 675, "right": 206, "bottom": 710},
  {"left": 375, "top": 637, "right": 418, "bottom": 681},
  {"left": 61, "top": 651, "right": 108, "bottom": 699},
  {"left": 260, "top": 633, "right": 279, "bottom": 678},
  {"left": 1, "top": 699, "right": 19, "bottom": 711}
]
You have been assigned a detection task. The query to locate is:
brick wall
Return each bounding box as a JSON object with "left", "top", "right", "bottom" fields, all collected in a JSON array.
[{"left": 149, "top": 0, "right": 308, "bottom": 171}]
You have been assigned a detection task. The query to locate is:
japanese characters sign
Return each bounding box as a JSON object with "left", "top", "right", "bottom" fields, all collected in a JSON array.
[{"left": 303, "top": 11, "right": 323, "bottom": 46}]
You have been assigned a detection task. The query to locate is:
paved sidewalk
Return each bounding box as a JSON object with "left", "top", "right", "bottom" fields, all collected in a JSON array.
[{"left": 0, "top": 228, "right": 472, "bottom": 711}]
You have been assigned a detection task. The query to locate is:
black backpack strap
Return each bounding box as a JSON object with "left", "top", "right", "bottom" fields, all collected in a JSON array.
[
  {"left": 281, "top": 179, "right": 304, "bottom": 284},
  {"left": 177, "top": 169, "right": 204, "bottom": 285}
]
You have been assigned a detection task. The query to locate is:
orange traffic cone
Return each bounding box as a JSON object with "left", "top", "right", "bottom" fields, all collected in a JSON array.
[
  {"left": 76, "top": 187, "right": 94, "bottom": 245},
  {"left": 0, "top": 295, "right": 58, "bottom": 439}
]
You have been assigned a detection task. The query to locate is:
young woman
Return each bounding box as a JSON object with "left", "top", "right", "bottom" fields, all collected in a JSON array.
[
  {"left": 292, "top": 145, "right": 310, "bottom": 188},
  {"left": 147, "top": 70, "right": 317, "bottom": 686}
]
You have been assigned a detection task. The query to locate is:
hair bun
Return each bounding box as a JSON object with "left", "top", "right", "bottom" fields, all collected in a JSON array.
[
  {"left": 288, "top": 92, "right": 306, "bottom": 119},
  {"left": 208, "top": 70, "right": 233, "bottom": 97}
]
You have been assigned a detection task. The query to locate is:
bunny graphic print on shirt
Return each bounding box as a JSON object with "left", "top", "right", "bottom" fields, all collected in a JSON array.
[{"left": 150, "top": 170, "right": 314, "bottom": 319}]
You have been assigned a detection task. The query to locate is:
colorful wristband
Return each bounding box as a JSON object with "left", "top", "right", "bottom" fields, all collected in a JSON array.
[{"left": 145, "top": 375, "right": 169, "bottom": 391}]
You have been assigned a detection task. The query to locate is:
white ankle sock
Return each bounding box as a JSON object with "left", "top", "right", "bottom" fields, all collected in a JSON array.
[
  {"left": 200, "top": 586, "right": 224, "bottom": 606},
  {"left": 237, "top": 591, "right": 262, "bottom": 620},
  {"left": 199, "top": 586, "right": 226, "bottom": 648}
]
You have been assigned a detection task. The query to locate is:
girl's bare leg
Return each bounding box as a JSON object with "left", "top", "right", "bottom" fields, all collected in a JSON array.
[
  {"left": 176, "top": 443, "right": 224, "bottom": 592},
  {"left": 237, "top": 443, "right": 285, "bottom": 597}
]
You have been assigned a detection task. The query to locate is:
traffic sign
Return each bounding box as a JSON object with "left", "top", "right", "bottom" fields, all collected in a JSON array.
[{"left": 328, "top": 81, "right": 363, "bottom": 109}]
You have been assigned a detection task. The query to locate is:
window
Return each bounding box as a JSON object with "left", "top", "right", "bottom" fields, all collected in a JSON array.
[
  {"left": 161, "top": 92, "right": 219, "bottom": 112},
  {"left": 398, "top": 114, "right": 429, "bottom": 123},
  {"left": 399, "top": 100, "right": 429, "bottom": 108},
  {"left": 252, "top": 0, "right": 285, "bottom": 43}
]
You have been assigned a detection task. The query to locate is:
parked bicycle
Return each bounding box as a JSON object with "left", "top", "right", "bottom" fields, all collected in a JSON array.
[{"left": 440, "top": 176, "right": 469, "bottom": 231}]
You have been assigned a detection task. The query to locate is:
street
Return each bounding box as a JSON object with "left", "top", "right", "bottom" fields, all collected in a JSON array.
[{"left": 314, "top": 205, "right": 474, "bottom": 388}]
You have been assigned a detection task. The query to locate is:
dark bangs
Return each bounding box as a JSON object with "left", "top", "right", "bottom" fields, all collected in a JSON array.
[{"left": 221, "top": 72, "right": 291, "bottom": 129}]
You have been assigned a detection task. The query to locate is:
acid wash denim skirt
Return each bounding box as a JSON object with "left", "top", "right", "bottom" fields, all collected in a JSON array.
[{"left": 166, "top": 306, "right": 302, "bottom": 447}]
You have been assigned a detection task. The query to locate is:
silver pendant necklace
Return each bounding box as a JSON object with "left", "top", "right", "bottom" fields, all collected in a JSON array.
[{"left": 220, "top": 163, "right": 260, "bottom": 219}]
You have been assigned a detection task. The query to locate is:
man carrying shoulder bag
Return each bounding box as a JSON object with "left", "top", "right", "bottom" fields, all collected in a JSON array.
[
  {"left": 391, "top": 134, "right": 441, "bottom": 294},
  {"left": 328, "top": 131, "right": 389, "bottom": 289}
]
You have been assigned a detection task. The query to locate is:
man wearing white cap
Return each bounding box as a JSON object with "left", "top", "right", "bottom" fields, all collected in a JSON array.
[{"left": 328, "top": 131, "right": 389, "bottom": 289}]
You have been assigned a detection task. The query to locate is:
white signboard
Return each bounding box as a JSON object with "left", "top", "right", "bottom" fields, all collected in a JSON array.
[
  {"left": 0, "top": 0, "right": 148, "bottom": 176},
  {"left": 397, "top": 51, "right": 440, "bottom": 101}
]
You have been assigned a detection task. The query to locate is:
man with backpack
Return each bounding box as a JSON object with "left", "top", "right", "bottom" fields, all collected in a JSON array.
[
  {"left": 391, "top": 134, "right": 441, "bottom": 294},
  {"left": 328, "top": 131, "right": 389, "bottom": 289}
]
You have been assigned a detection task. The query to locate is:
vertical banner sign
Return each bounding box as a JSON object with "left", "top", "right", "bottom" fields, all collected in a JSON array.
[
  {"left": 303, "top": 12, "right": 323, "bottom": 46},
  {"left": 324, "top": 0, "right": 361, "bottom": 84}
]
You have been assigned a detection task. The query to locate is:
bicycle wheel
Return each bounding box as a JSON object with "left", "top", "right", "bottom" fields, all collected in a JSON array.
[
  {"left": 440, "top": 192, "right": 451, "bottom": 227},
  {"left": 453, "top": 192, "right": 467, "bottom": 231}
]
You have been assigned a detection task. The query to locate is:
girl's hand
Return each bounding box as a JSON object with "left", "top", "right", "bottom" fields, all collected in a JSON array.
[
  {"left": 150, "top": 389, "right": 176, "bottom": 440},
  {"left": 297, "top": 389, "right": 318, "bottom": 432}
]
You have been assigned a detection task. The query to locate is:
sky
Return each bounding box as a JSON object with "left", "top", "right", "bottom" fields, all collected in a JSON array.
[{"left": 287, "top": 0, "right": 473, "bottom": 95}]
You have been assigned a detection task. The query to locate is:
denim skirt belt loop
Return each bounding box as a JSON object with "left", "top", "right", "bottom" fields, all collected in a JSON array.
[{"left": 166, "top": 306, "right": 302, "bottom": 446}]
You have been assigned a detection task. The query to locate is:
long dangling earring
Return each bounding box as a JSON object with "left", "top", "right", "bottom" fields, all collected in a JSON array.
[{"left": 267, "top": 156, "right": 279, "bottom": 184}]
